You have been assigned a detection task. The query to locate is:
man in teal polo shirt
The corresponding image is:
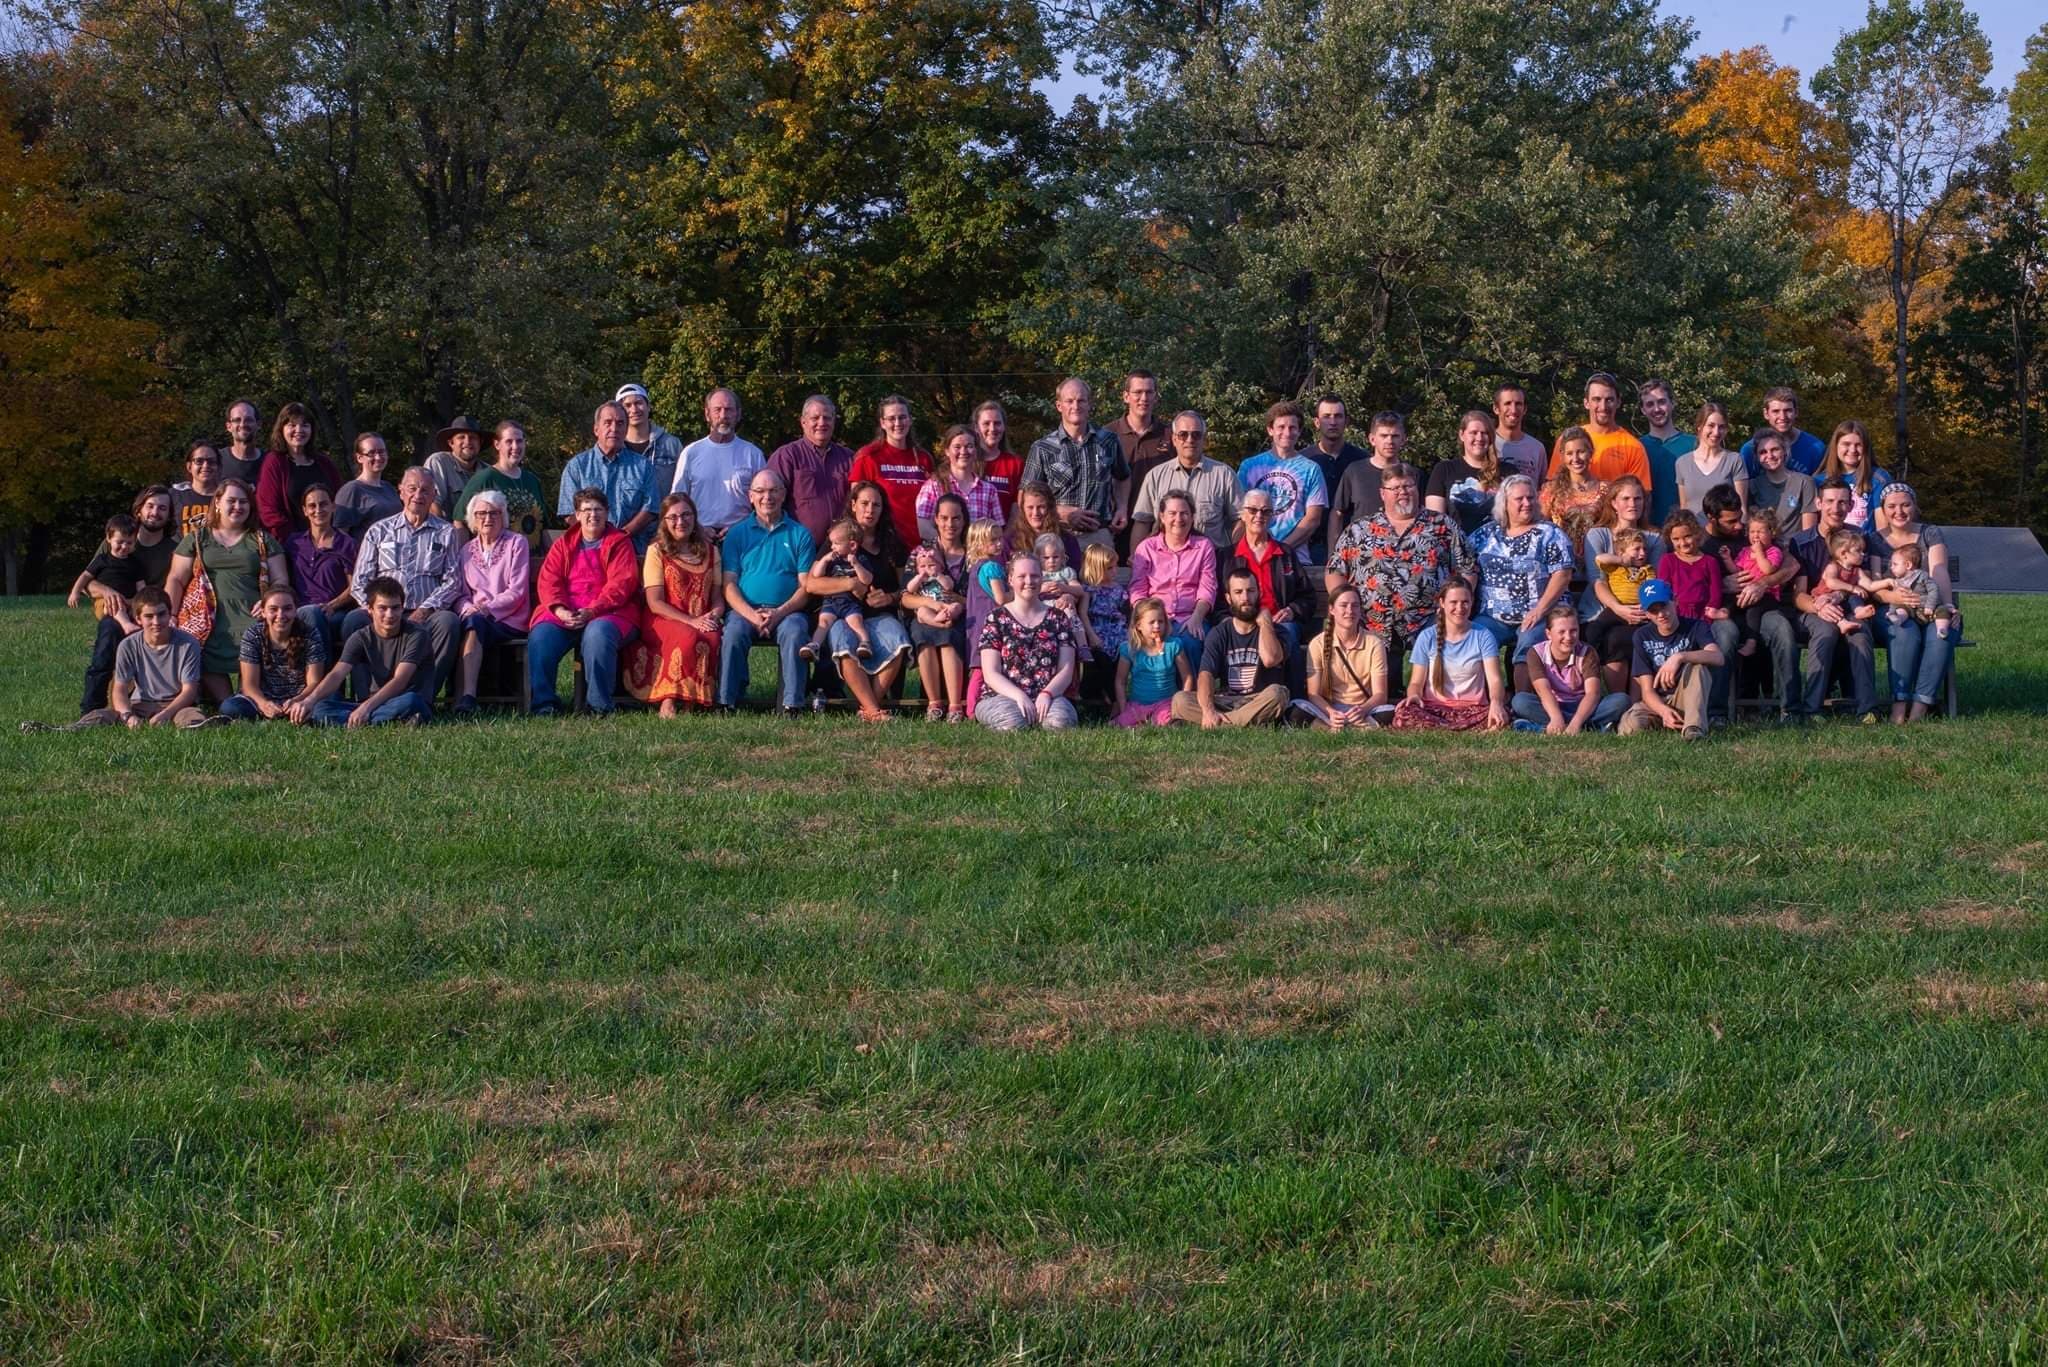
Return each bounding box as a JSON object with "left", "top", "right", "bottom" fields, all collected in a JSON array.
[{"left": 718, "top": 469, "right": 816, "bottom": 714}]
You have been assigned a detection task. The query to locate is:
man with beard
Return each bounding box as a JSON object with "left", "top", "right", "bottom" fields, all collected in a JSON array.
[
  {"left": 672, "top": 387, "right": 765, "bottom": 540},
  {"left": 1325, "top": 462, "right": 1474, "bottom": 681},
  {"left": 1170, "top": 567, "right": 1291, "bottom": 727}
]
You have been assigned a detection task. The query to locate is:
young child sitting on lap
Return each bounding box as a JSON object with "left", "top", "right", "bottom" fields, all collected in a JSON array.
[{"left": 802, "top": 518, "right": 874, "bottom": 659}]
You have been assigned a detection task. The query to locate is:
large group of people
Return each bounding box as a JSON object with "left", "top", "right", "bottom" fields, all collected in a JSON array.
[{"left": 28, "top": 371, "right": 1963, "bottom": 737}]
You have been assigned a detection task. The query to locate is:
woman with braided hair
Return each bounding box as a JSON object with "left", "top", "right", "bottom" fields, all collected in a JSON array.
[
  {"left": 1391, "top": 578, "right": 1506, "bottom": 731},
  {"left": 1292, "top": 584, "right": 1391, "bottom": 729}
]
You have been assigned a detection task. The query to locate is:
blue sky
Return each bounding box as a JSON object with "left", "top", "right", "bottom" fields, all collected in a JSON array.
[{"left": 1042, "top": 1, "right": 2043, "bottom": 108}]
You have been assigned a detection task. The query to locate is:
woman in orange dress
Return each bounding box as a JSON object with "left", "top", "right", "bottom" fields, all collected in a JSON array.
[{"left": 624, "top": 493, "right": 723, "bottom": 715}]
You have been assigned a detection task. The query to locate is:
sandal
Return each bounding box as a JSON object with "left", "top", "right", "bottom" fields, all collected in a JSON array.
[
  {"left": 946, "top": 707, "right": 967, "bottom": 724},
  {"left": 859, "top": 707, "right": 896, "bottom": 724},
  {"left": 925, "top": 702, "right": 945, "bottom": 722}
]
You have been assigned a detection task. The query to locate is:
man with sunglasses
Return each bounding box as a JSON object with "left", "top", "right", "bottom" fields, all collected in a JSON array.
[{"left": 1128, "top": 411, "right": 1239, "bottom": 553}]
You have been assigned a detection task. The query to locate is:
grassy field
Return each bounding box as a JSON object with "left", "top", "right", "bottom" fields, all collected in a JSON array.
[{"left": 3, "top": 593, "right": 2048, "bottom": 1360}]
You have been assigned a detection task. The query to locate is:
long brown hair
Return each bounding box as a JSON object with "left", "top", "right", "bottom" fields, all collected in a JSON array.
[
  {"left": 1007, "top": 480, "right": 1062, "bottom": 557},
  {"left": 654, "top": 491, "right": 711, "bottom": 561},
  {"left": 1820, "top": 420, "right": 1875, "bottom": 494}
]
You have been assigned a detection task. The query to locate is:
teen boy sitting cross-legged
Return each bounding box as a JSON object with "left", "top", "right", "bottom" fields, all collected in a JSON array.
[{"left": 293, "top": 576, "right": 434, "bottom": 727}]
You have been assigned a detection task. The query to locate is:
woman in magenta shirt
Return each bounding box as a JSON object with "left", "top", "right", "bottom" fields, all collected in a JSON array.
[{"left": 526, "top": 488, "right": 641, "bottom": 716}]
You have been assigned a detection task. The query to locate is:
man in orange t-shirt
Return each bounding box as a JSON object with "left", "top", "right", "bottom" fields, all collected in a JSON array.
[{"left": 1547, "top": 372, "right": 1651, "bottom": 494}]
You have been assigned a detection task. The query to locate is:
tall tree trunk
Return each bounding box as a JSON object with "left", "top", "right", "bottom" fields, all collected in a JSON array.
[
  {"left": 1, "top": 531, "right": 17, "bottom": 598},
  {"left": 2016, "top": 296, "right": 2032, "bottom": 522},
  {"left": 1893, "top": 225, "right": 1911, "bottom": 479}
]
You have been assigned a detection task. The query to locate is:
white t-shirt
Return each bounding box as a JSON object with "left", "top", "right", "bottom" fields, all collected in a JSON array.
[{"left": 672, "top": 435, "right": 766, "bottom": 531}]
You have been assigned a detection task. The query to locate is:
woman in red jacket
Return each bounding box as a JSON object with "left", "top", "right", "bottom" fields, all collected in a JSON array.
[
  {"left": 527, "top": 487, "right": 643, "bottom": 716},
  {"left": 254, "top": 402, "right": 344, "bottom": 539}
]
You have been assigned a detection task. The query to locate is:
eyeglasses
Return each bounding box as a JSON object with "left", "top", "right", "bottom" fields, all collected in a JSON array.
[{"left": 1171, "top": 431, "right": 1202, "bottom": 441}]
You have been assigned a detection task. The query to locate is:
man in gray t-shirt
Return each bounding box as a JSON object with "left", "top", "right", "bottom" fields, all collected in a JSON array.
[{"left": 22, "top": 588, "right": 211, "bottom": 732}]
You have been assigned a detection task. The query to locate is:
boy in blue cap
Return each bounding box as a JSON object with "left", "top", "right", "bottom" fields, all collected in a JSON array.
[{"left": 1618, "top": 578, "right": 1724, "bottom": 740}]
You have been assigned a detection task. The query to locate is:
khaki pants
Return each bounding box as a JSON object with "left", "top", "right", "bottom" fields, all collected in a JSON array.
[
  {"left": 70, "top": 700, "right": 209, "bottom": 729},
  {"left": 1617, "top": 663, "right": 1709, "bottom": 735},
  {"left": 1170, "top": 683, "right": 1290, "bottom": 727}
]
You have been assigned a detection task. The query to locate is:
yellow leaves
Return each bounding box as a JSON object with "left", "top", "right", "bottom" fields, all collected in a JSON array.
[{"left": 1672, "top": 47, "right": 1846, "bottom": 229}]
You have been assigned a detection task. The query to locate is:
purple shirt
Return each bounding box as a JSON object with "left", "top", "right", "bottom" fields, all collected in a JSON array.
[
  {"left": 767, "top": 438, "right": 855, "bottom": 545},
  {"left": 456, "top": 533, "right": 531, "bottom": 629},
  {"left": 1128, "top": 533, "right": 1217, "bottom": 625},
  {"left": 284, "top": 529, "right": 356, "bottom": 606}
]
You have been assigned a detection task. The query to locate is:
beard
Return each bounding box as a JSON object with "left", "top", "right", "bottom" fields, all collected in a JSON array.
[{"left": 1231, "top": 601, "right": 1261, "bottom": 623}]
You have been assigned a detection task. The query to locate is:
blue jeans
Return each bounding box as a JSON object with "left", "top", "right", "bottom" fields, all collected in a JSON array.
[
  {"left": 1510, "top": 689, "right": 1629, "bottom": 732},
  {"left": 528, "top": 618, "right": 634, "bottom": 713},
  {"left": 219, "top": 693, "right": 271, "bottom": 721},
  {"left": 1472, "top": 614, "right": 1546, "bottom": 663},
  {"left": 719, "top": 609, "right": 810, "bottom": 708},
  {"left": 1875, "top": 612, "right": 1955, "bottom": 707},
  {"left": 460, "top": 612, "right": 525, "bottom": 651},
  {"left": 309, "top": 692, "right": 431, "bottom": 726},
  {"left": 81, "top": 615, "right": 127, "bottom": 713},
  {"left": 298, "top": 604, "right": 352, "bottom": 660}
]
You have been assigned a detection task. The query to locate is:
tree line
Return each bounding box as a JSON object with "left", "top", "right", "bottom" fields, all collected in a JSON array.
[{"left": 1, "top": 0, "right": 2043, "bottom": 592}]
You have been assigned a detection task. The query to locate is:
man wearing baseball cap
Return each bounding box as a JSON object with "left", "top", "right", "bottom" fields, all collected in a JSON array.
[
  {"left": 614, "top": 383, "right": 684, "bottom": 498},
  {"left": 1617, "top": 577, "right": 1724, "bottom": 740}
]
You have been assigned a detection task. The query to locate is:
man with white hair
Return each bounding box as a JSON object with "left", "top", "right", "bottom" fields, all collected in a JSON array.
[{"left": 672, "top": 386, "right": 765, "bottom": 539}]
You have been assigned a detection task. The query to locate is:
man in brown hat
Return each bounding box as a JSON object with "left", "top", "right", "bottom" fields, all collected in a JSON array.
[{"left": 424, "top": 416, "right": 486, "bottom": 516}]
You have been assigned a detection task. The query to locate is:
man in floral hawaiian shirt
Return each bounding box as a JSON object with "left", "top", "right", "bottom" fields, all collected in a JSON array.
[{"left": 1324, "top": 462, "right": 1475, "bottom": 678}]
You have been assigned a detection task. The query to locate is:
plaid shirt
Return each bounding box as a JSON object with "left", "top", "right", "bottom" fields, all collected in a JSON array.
[
  {"left": 1327, "top": 509, "right": 1473, "bottom": 644},
  {"left": 351, "top": 512, "right": 461, "bottom": 611},
  {"left": 1023, "top": 426, "right": 1130, "bottom": 523}
]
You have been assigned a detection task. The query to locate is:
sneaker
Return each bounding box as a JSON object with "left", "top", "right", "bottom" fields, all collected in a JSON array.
[
  {"left": 186, "top": 713, "right": 232, "bottom": 729},
  {"left": 452, "top": 695, "right": 478, "bottom": 718},
  {"left": 1681, "top": 725, "right": 1707, "bottom": 742},
  {"left": 780, "top": 705, "right": 805, "bottom": 719},
  {"left": 1510, "top": 719, "right": 1545, "bottom": 733},
  {"left": 1861, "top": 712, "right": 1880, "bottom": 726},
  {"left": 530, "top": 703, "right": 560, "bottom": 719},
  {"left": 810, "top": 691, "right": 827, "bottom": 715},
  {"left": 797, "top": 643, "right": 817, "bottom": 661}
]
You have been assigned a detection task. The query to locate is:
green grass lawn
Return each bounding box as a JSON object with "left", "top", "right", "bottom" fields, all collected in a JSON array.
[{"left": 3, "top": 594, "right": 2048, "bottom": 1360}]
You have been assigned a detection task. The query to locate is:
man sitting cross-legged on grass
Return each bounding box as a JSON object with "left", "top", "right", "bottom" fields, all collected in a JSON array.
[
  {"left": 1617, "top": 577, "right": 1725, "bottom": 740},
  {"left": 23, "top": 587, "right": 213, "bottom": 732},
  {"left": 1170, "top": 566, "right": 1290, "bottom": 728},
  {"left": 293, "top": 576, "right": 434, "bottom": 727}
]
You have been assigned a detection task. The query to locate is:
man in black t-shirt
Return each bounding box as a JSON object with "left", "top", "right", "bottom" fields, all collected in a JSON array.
[{"left": 1169, "top": 567, "right": 1290, "bottom": 727}]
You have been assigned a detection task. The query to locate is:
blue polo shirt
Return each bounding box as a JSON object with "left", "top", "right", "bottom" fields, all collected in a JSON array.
[{"left": 723, "top": 514, "right": 815, "bottom": 607}]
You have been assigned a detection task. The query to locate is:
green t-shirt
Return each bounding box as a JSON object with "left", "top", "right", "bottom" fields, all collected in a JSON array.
[{"left": 454, "top": 466, "right": 546, "bottom": 548}]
